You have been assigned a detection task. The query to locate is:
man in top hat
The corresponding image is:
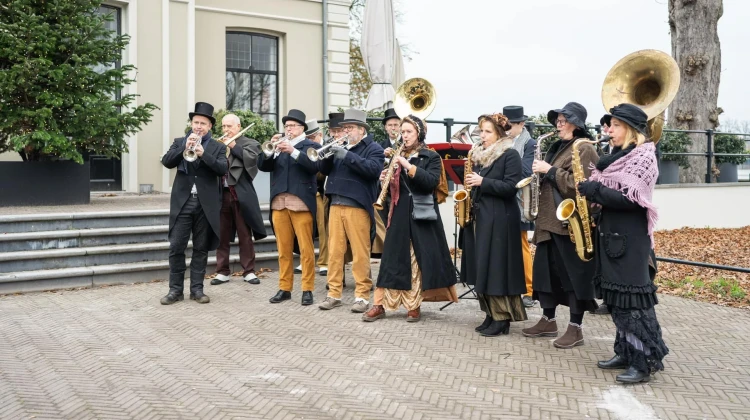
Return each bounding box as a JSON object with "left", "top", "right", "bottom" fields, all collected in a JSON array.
[
  {"left": 317, "top": 108, "right": 384, "bottom": 313},
  {"left": 208, "top": 113, "right": 267, "bottom": 287},
  {"left": 504, "top": 105, "right": 538, "bottom": 308},
  {"left": 258, "top": 109, "right": 321, "bottom": 305},
  {"left": 160, "top": 102, "right": 227, "bottom": 305},
  {"left": 377, "top": 108, "right": 401, "bottom": 155}
]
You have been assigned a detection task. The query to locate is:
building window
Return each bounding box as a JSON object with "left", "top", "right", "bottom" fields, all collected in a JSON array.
[{"left": 226, "top": 32, "right": 278, "bottom": 124}]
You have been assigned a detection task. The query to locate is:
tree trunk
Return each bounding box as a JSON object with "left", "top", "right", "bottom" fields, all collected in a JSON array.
[{"left": 668, "top": 0, "right": 723, "bottom": 183}]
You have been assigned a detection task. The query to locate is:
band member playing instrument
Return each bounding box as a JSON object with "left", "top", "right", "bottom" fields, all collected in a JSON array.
[
  {"left": 504, "top": 105, "right": 538, "bottom": 308},
  {"left": 462, "top": 113, "right": 527, "bottom": 336},
  {"left": 258, "top": 109, "right": 321, "bottom": 306},
  {"left": 522, "top": 102, "right": 599, "bottom": 348},
  {"left": 160, "top": 102, "right": 227, "bottom": 305},
  {"left": 209, "top": 114, "right": 267, "bottom": 286},
  {"left": 317, "top": 109, "right": 384, "bottom": 313},
  {"left": 577, "top": 104, "right": 667, "bottom": 383},
  {"left": 363, "top": 115, "right": 457, "bottom": 322},
  {"left": 373, "top": 108, "right": 401, "bottom": 256}
]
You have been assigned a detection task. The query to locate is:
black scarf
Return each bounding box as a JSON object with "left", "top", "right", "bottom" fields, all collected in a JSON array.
[
  {"left": 596, "top": 143, "right": 636, "bottom": 172},
  {"left": 178, "top": 131, "right": 213, "bottom": 174}
]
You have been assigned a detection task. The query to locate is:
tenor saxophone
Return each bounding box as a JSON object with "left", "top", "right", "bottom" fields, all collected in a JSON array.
[
  {"left": 516, "top": 132, "right": 555, "bottom": 222},
  {"left": 373, "top": 142, "right": 406, "bottom": 211},
  {"left": 555, "top": 138, "right": 598, "bottom": 261},
  {"left": 453, "top": 147, "right": 475, "bottom": 228}
]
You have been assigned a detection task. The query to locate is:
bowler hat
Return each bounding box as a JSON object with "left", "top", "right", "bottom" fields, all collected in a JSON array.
[
  {"left": 503, "top": 105, "right": 528, "bottom": 123},
  {"left": 547, "top": 102, "right": 588, "bottom": 130},
  {"left": 382, "top": 108, "right": 400, "bottom": 124},
  {"left": 600, "top": 103, "right": 649, "bottom": 136},
  {"left": 341, "top": 108, "right": 370, "bottom": 130},
  {"left": 189, "top": 102, "right": 216, "bottom": 125},
  {"left": 282, "top": 109, "right": 308, "bottom": 131}
]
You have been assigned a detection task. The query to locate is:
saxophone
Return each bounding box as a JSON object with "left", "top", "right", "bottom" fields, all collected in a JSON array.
[
  {"left": 453, "top": 147, "right": 475, "bottom": 228},
  {"left": 373, "top": 142, "right": 406, "bottom": 211},
  {"left": 516, "top": 132, "right": 555, "bottom": 222},
  {"left": 555, "top": 138, "right": 598, "bottom": 261}
]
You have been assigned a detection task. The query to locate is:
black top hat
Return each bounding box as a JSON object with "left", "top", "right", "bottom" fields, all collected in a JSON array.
[
  {"left": 547, "top": 102, "right": 588, "bottom": 130},
  {"left": 503, "top": 106, "right": 528, "bottom": 123},
  {"left": 341, "top": 108, "right": 370, "bottom": 130},
  {"left": 600, "top": 103, "right": 649, "bottom": 136},
  {"left": 282, "top": 109, "right": 308, "bottom": 131},
  {"left": 328, "top": 112, "right": 344, "bottom": 129},
  {"left": 189, "top": 102, "right": 216, "bottom": 125},
  {"left": 382, "top": 108, "right": 400, "bottom": 124}
]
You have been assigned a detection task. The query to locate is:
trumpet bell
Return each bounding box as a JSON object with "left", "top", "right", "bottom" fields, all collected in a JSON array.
[
  {"left": 393, "top": 77, "right": 437, "bottom": 120},
  {"left": 556, "top": 198, "right": 576, "bottom": 221},
  {"left": 601, "top": 49, "right": 680, "bottom": 142},
  {"left": 450, "top": 125, "right": 473, "bottom": 144},
  {"left": 183, "top": 150, "right": 198, "bottom": 162},
  {"left": 306, "top": 148, "right": 320, "bottom": 162}
]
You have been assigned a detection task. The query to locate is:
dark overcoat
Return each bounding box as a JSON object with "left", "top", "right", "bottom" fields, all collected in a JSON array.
[
  {"left": 461, "top": 150, "right": 526, "bottom": 296},
  {"left": 161, "top": 134, "right": 227, "bottom": 250},
  {"left": 376, "top": 148, "right": 457, "bottom": 291},
  {"left": 227, "top": 135, "right": 267, "bottom": 240}
]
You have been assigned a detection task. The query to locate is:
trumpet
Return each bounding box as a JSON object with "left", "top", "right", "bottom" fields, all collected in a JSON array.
[
  {"left": 307, "top": 135, "right": 351, "bottom": 162},
  {"left": 262, "top": 135, "right": 289, "bottom": 156},
  {"left": 183, "top": 131, "right": 201, "bottom": 162}
]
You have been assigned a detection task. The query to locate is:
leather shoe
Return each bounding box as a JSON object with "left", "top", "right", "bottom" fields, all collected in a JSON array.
[
  {"left": 269, "top": 290, "right": 292, "bottom": 303},
  {"left": 475, "top": 315, "right": 493, "bottom": 332},
  {"left": 480, "top": 320, "right": 510, "bottom": 337},
  {"left": 160, "top": 292, "right": 184, "bottom": 305},
  {"left": 616, "top": 366, "right": 651, "bottom": 383},
  {"left": 189, "top": 291, "right": 210, "bottom": 304},
  {"left": 301, "top": 291, "right": 314, "bottom": 306},
  {"left": 597, "top": 354, "right": 629, "bottom": 370}
]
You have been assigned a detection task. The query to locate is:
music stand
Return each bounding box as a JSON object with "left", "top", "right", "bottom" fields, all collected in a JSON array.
[{"left": 429, "top": 142, "right": 477, "bottom": 310}]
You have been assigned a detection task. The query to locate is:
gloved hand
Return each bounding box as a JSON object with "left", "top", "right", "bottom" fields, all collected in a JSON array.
[
  {"left": 577, "top": 180, "right": 601, "bottom": 199},
  {"left": 331, "top": 145, "right": 348, "bottom": 161}
]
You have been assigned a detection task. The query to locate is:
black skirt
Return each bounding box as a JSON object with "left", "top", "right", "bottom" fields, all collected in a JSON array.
[{"left": 611, "top": 306, "right": 669, "bottom": 373}]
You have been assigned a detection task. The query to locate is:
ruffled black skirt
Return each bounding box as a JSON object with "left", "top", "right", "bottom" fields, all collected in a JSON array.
[
  {"left": 599, "top": 277, "right": 659, "bottom": 310},
  {"left": 611, "top": 306, "right": 669, "bottom": 373}
]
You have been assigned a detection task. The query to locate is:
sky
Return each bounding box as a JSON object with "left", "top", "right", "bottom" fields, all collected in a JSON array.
[{"left": 393, "top": 0, "right": 748, "bottom": 135}]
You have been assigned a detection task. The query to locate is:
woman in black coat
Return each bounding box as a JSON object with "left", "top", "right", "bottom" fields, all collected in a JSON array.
[
  {"left": 577, "top": 103, "right": 668, "bottom": 384},
  {"left": 363, "top": 114, "right": 458, "bottom": 323},
  {"left": 461, "top": 113, "right": 527, "bottom": 336}
]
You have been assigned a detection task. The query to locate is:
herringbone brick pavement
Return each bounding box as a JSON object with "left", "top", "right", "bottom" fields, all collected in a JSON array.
[{"left": 0, "top": 263, "right": 748, "bottom": 420}]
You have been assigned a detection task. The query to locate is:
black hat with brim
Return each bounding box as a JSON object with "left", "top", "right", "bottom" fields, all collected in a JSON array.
[
  {"left": 382, "top": 108, "right": 400, "bottom": 124},
  {"left": 328, "top": 112, "right": 344, "bottom": 129},
  {"left": 503, "top": 105, "right": 528, "bottom": 123},
  {"left": 547, "top": 102, "right": 588, "bottom": 130},
  {"left": 600, "top": 103, "right": 649, "bottom": 136},
  {"left": 189, "top": 102, "right": 216, "bottom": 125},
  {"left": 282, "top": 109, "right": 308, "bottom": 131}
]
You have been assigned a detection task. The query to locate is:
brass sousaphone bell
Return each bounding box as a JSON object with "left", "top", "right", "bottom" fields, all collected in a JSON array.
[
  {"left": 601, "top": 49, "right": 681, "bottom": 142},
  {"left": 393, "top": 77, "right": 437, "bottom": 120}
]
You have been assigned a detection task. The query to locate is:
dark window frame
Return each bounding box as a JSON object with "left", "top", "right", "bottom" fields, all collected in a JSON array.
[{"left": 225, "top": 31, "right": 279, "bottom": 124}]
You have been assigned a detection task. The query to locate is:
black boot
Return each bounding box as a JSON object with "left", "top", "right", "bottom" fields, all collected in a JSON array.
[
  {"left": 301, "top": 291, "right": 314, "bottom": 306},
  {"left": 480, "top": 320, "right": 510, "bottom": 337},
  {"left": 616, "top": 366, "right": 651, "bottom": 383},
  {"left": 162, "top": 272, "right": 185, "bottom": 305},
  {"left": 597, "top": 354, "right": 629, "bottom": 370},
  {"left": 160, "top": 292, "right": 184, "bottom": 305},
  {"left": 190, "top": 291, "right": 210, "bottom": 304},
  {"left": 270, "top": 290, "right": 292, "bottom": 303},
  {"left": 475, "top": 315, "right": 493, "bottom": 332},
  {"left": 189, "top": 271, "right": 208, "bottom": 303}
]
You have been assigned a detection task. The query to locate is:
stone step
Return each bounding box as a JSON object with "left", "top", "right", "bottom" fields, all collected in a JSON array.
[
  {"left": 0, "top": 223, "right": 274, "bottom": 253},
  {"left": 0, "top": 236, "right": 281, "bottom": 273},
  {"left": 0, "top": 251, "right": 313, "bottom": 295},
  {"left": 0, "top": 205, "right": 271, "bottom": 234}
]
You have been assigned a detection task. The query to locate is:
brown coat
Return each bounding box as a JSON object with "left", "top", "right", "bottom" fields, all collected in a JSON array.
[{"left": 533, "top": 139, "right": 599, "bottom": 244}]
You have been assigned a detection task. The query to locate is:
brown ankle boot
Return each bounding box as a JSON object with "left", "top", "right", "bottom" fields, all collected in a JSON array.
[
  {"left": 362, "top": 305, "right": 385, "bottom": 322},
  {"left": 521, "top": 316, "right": 558, "bottom": 337},
  {"left": 553, "top": 323, "right": 584, "bottom": 349}
]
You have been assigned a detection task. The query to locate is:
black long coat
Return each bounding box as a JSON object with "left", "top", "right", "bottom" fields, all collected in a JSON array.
[
  {"left": 227, "top": 136, "right": 267, "bottom": 241},
  {"left": 161, "top": 135, "right": 227, "bottom": 250},
  {"left": 584, "top": 182, "right": 658, "bottom": 309},
  {"left": 376, "top": 148, "right": 457, "bottom": 291},
  {"left": 461, "top": 150, "right": 526, "bottom": 296}
]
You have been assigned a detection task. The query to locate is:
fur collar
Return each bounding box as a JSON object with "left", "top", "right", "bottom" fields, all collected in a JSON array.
[{"left": 472, "top": 138, "right": 513, "bottom": 168}]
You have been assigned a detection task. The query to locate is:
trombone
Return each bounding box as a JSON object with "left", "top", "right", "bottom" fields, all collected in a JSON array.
[{"left": 307, "top": 135, "right": 351, "bottom": 162}]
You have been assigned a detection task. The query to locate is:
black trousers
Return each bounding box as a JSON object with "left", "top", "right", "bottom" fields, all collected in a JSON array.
[{"left": 168, "top": 196, "right": 211, "bottom": 295}]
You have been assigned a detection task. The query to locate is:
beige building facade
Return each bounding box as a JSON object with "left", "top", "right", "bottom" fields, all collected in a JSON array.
[{"left": 2, "top": 0, "right": 351, "bottom": 193}]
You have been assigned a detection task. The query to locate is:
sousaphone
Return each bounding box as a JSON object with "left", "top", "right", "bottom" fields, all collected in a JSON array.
[
  {"left": 393, "top": 77, "right": 437, "bottom": 120},
  {"left": 601, "top": 49, "right": 680, "bottom": 142}
]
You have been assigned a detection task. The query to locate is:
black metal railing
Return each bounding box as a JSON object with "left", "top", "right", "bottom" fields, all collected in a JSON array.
[{"left": 656, "top": 257, "right": 750, "bottom": 273}]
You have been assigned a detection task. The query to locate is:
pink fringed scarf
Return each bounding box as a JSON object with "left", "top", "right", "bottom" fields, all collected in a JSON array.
[{"left": 589, "top": 142, "right": 660, "bottom": 247}]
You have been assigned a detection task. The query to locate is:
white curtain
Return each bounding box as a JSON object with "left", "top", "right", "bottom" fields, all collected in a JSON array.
[
  {"left": 361, "top": 0, "right": 396, "bottom": 111},
  {"left": 391, "top": 38, "right": 406, "bottom": 92}
]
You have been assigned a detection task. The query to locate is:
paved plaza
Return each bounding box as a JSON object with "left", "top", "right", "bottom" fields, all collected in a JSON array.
[{"left": 0, "top": 265, "right": 748, "bottom": 420}]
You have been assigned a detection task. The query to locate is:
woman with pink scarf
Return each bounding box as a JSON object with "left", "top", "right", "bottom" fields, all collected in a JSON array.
[{"left": 577, "top": 103, "right": 668, "bottom": 384}]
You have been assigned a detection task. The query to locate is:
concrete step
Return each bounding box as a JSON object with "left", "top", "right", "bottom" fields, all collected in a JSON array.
[
  {"left": 0, "top": 251, "right": 314, "bottom": 295},
  {"left": 0, "top": 236, "right": 280, "bottom": 273},
  {"left": 0, "top": 222, "right": 274, "bottom": 253},
  {"left": 0, "top": 205, "right": 271, "bottom": 234}
]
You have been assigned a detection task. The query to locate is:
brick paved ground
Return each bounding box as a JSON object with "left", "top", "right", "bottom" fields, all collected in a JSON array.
[{"left": 1, "top": 265, "right": 748, "bottom": 420}]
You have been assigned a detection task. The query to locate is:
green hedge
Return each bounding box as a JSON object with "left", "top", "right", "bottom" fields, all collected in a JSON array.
[{"left": 714, "top": 133, "right": 749, "bottom": 165}]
